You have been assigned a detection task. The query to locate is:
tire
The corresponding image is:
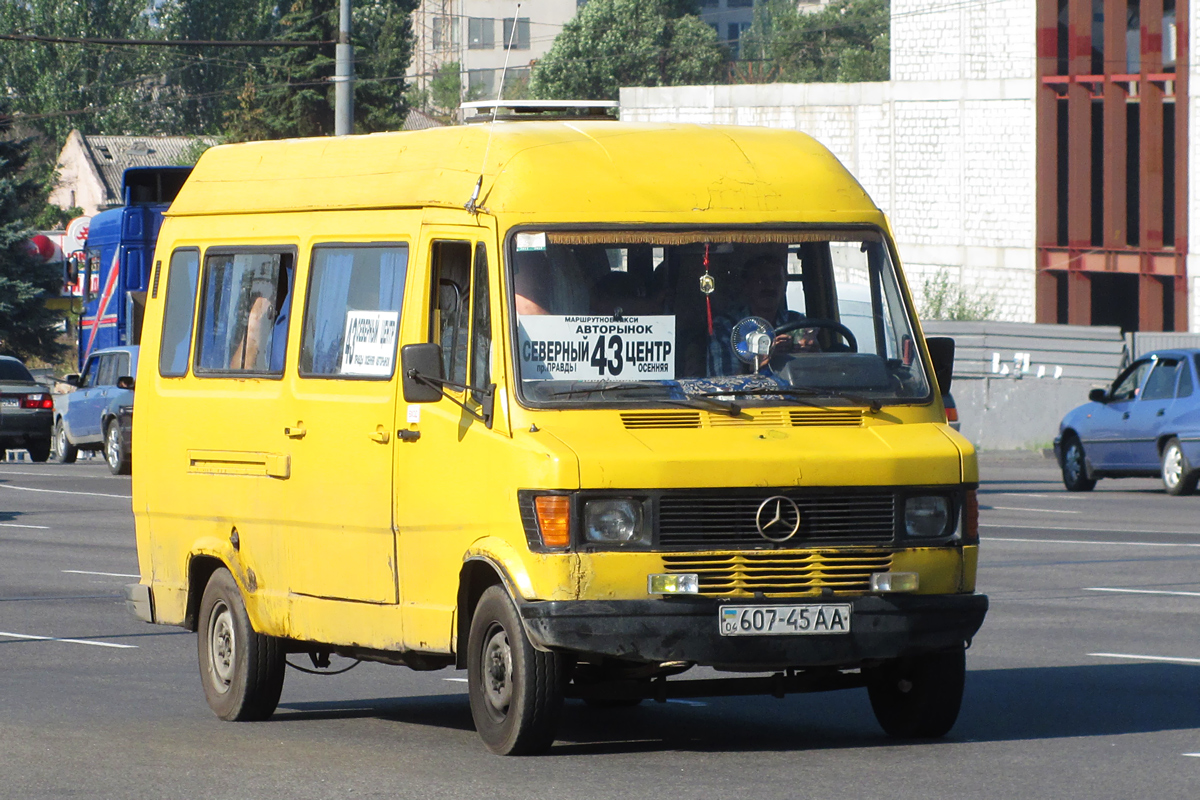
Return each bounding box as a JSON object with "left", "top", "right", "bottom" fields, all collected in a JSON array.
[
  {"left": 197, "top": 568, "right": 285, "bottom": 722},
  {"left": 1060, "top": 435, "right": 1096, "bottom": 492},
  {"left": 52, "top": 419, "right": 77, "bottom": 464},
  {"left": 467, "top": 585, "right": 566, "bottom": 755},
  {"left": 1161, "top": 437, "right": 1199, "bottom": 496},
  {"left": 867, "top": 647, "right": 966, "bottom": 739},
  {"left": 104, "top": 420, "right": 131, "bottom": 475},
  {"left": 26, "top": 438, "right": 51, "bottom": 463}
]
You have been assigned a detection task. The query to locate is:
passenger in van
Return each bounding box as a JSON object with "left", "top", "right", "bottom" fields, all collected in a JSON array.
[
  {"left": 230, "top": 267, "right": 291, "bottom": 372},
  {"left": 706, "top": 254, "right": 809, "bottom": 376},
  {"left": 513, "top": 247, "right": 589, "bottom": 315}
]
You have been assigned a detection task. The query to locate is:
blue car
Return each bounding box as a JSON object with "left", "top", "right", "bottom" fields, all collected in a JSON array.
[
  {"left": 1054, "top": 349, "right": 1200, "bottom": 495},
  {"left": 53, "top": 345, "right": 138, "bottom": 475}
]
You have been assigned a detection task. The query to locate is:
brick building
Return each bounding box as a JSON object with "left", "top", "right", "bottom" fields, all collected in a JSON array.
[{"left": 621, "top": 0, "right": 1198, "bottom": 333}]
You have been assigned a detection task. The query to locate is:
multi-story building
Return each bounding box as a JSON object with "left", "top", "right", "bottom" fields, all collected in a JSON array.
[{"left": 411, "top": 0, "right": 578, "bottom": 104}]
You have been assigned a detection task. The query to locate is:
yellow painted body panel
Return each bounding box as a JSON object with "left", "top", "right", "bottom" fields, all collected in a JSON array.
[{"left": 132, "top": 121, "right": 979, "bottom": 660}]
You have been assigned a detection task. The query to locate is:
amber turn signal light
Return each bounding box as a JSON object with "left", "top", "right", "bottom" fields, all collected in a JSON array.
[{"left": 534, "top": 495, "right": 571, "bottom": 548}]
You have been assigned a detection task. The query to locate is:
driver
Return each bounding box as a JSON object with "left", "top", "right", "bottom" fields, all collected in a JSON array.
[{"left": 706, "top": 254, "right": 810, "bottom": 376}]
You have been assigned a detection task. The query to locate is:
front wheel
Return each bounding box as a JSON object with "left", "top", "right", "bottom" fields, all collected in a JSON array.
[
  {"left": 867, "top": 647, "right": 966, "bottom": 739},
  {"left": 104, "top": 420, "right": 130, "bottom": 475},
  {"left": 1161, "top": 438, "right": 1199, "bottom": 496},
  {"left": 53, "top": 419, "right": 77, "bottom": 464},
  {"left": 197, "top": 568, "right": 285, "bottom": 721},
  {"left": 467, "top": 585, "right": 566, "bottom": 755},
  {"left": 1060, "top": 436, "right": 1096, "bottom": 492}
]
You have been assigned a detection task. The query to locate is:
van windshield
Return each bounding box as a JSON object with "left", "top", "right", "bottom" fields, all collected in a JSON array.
[{"left": 510, "top": 229, "right": 930, "bottom": 407}]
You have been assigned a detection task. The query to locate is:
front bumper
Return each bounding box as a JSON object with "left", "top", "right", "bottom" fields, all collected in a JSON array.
[{"left": 521, "top": 593, "right": 988, "bottom": 670}]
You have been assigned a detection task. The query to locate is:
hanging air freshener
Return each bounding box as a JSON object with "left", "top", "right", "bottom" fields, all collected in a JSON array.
[{"left": 701, "top": 243, "right": 714, "bottom": 335}]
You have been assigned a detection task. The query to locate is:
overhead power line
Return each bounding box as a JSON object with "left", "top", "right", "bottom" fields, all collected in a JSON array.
[{"left": 0, "top": 33, "right": 332, "bottom": 48}]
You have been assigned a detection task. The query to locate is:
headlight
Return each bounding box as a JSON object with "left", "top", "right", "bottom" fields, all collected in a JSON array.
[
  {"left": 905, "top": 495, "right": 951, "bottom": 538},
  {"left": 583, "top": 498, "right": 645, "bottom": 544}
]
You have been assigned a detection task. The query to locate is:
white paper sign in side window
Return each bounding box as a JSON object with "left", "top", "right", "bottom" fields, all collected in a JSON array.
[
  {"left": 341, "top": 310, "right": 400, "bottom": 376},
  {"left": 518, "top": 315, "right": 676, "bottom": 380}
]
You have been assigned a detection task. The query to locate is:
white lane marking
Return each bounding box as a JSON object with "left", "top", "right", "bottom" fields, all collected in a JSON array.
[
  {"left": 1089, "top": 652, "right": 1200, "bottom": 665},
  {"left": 988, "top": 536, "right": 1200, "bottom": 548},
  {"left": 984, "top": 523, "right": 1200, "bottom": 536},
  {"left": 63, "top": 570, "right": 140, "bottom": 578},
  {"left": 0, "top": 484, "right": 130, "bottom": 500},
  {"left": 984, "top": 506, "right": 1081, "bottom": 514},
  {"left": 443, "top": 677, "right": 468, "bottom": 683},
  {"left": 0, "top": 630, "right": 137, "bottom": 649},
  {"left": 0, "top": 522, "right": 50, "bottom": 529},
  {"left": 666, "top": 699, "right": 708, "bottom": 707},
  {"left": 1183, "top": 753, "right": 1200, "bottom": 758},
  {"left": 1085, "top": 587, "right": 1200, "bottom": 598}
]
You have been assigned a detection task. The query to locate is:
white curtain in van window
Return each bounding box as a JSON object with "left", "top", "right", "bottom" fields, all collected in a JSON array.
[
  {"left": 378, "top": 249, "right": 407, "bottom": 311},
  {"left": 310, "top": 250, "right": 355, "bottom": 375}
]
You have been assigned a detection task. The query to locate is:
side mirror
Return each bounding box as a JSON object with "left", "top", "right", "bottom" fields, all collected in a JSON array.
[
  {"left": 64, "top": 373, "right": 81, "bottom": 388},
  {"left": 925, "top": 337, "right": 955, "bottom": 395},
  {"left": 1088, "top": 388, "right": 1107, "bottom": 403},
  {"left": 116, "top": 376, "right": 135, "bottom": 391},
  {"left": 401, "top": 343, "right": 445, "bottom": 403}
]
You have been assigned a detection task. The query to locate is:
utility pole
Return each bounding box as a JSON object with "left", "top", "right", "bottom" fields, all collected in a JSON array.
[{"left": 335, "top": 0, "right": 354, "bottom": 135}]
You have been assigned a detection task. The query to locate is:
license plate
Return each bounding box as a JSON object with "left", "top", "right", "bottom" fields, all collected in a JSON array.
[
  {"left": 0, "top": 398, "right": 17, "bottom": 408},
  {"left": 719, "top": 604, "right": 851, "bottom": 636}
]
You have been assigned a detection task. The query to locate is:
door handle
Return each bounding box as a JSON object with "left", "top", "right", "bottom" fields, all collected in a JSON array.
[
  {"left": 1156, "top": 408, "right": 1165, "bottom": 416},
  {"left": 284, "top": 425, "right": 307, "bottom": 438},
  {"left": 368, "top": 429, "right": 390, "bottom": 444},
  {"left": 1122, "top": 412, "right": 1130, "bottom": 420}
]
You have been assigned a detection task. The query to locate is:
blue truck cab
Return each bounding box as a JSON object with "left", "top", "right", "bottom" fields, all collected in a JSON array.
[{"left": 77, "top": 166, "right": 191, "bottom": 368}]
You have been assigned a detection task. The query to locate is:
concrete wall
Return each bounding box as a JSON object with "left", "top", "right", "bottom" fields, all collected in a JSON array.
[{"left": 950, "top": 376, "right": 1097, "bottom": 451}]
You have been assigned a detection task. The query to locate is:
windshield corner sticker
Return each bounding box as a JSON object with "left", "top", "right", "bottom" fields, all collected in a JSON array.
[
  {"left": 519, "top": 315, "right": 675, "bottom": 380},
  {"left": 341, "top": 310, "right": 400, "bottom": 376},
  {"left": 515, "top": 232, "right": 547, "bottom": 252}
]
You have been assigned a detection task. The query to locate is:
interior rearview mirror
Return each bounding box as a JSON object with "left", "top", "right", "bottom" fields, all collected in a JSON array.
[
  {"left": 1088, "top": 388, "right": 1107, "bottom": 403},
  {"left": 925, "top": 337, "right": 955, "bottom": 395},
  {"left": 401, "top": 343, "right": 445, "bottom": 403}
]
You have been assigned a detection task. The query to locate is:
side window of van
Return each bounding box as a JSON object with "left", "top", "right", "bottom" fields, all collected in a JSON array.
[
  {"left": 429, "top": 241, "right": 473, "bottom": 387},
  {"left": 159, "top": 249, "right": 200, "bottom": 377},
  {"left": 195, "top": 250, "right": 294, "bottom": 375},
  {"left": 299, "top": 244, "right": 408, "bottom": 378},
  {"left": 470, "top": 243, "right": 492, "bottom": 402}
]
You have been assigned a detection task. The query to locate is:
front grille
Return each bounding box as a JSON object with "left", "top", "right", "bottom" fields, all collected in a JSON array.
[
  {"left": 657, "top": 490, "right": 896, "bottom": 549},
  {"left": 662, "top": 551, "right": 893, "bottom": 598}
]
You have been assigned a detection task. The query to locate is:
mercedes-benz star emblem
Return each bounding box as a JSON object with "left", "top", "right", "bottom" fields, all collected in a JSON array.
[{"left": 755, "top": 496, "right": 801, "bottom": 542}]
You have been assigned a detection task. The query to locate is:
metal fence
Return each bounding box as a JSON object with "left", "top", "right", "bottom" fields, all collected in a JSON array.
[
  {"left": 922, "top": 320, "right": 1127, "bottom": 383},
  {"left": 1127, "top": 331, "right": 1200, "bottom": 359}
]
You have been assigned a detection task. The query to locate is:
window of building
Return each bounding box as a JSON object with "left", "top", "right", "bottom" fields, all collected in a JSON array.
[
  {"left": 195, "top": 250, "right": 294, "bottom": 376},
  {"left": 468, "top": 68, "right": 495, "bottom": 99},
  {"left": 503, "top": 17, "right": 530, "bottom": 50},
  {"left": 159, "top": 248, "right": 200, "bottom": 377},
  {"left": 300, "top": 245, "right": 408, "bottom": 379},
  {"left": 468, "top": 17, "right": 495, "bottom": 49}
]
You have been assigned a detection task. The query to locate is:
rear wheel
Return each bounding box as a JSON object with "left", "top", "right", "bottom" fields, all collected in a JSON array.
[
  {"left": 197, "top": 568, "right": 285, "bottom": 721},
  {"left": 1060, "top": 436, "right": 1096, "bottom": 492},
  {"left": 104, "top": 420, "right": 130, "bottom": 475},
  {"left": 52, "top": 419, "right": 77, "bottom": 464},
  {"left": 467, "top": 585, "right": 566, "bottom": 755},
  {"left": 867, "top": 647, "right": 966, "bottom": 739},
  {"left": 26, "top": 438, "right": 50, "bottom": 463},
  {"left": 1161, "top": 438, "right": 1199, "bottom": 496}
]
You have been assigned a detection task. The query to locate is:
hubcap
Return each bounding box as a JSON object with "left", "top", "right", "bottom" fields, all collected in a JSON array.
[
  {"left": 55, "top": 425, "right": 67, "bottom": 457},
  {"left": 1065, "top": 444, "right": 1084, "bottom": 482},
  {"left": 481, "top": 625, "right": 513, "bottom": 716},
  {"left": 1164, "top": 446, "right": 1183, "bottom": 488},
  {"left": 106, "top": 427, "right": 119, "bottom": 468},
  {"left": 207, "top": 601, "right": 235, "bottom": 693}
]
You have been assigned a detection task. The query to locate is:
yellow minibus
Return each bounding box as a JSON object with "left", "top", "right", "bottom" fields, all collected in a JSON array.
[{"left": 126, "top": 108, "right": 987, "bottom": 755}]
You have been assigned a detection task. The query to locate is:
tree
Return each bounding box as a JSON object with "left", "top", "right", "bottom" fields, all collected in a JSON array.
[
  {"left": 920, "top": 271, "right": 996, "bottom": 321},
  {"left": 224, "top": 0, "right": 419, "bottom": 141},
  {"left": 531, "top": 0, "right": 725, "bottom": 101},
  {"left": 0, "top": 109, "right": 65, "bottom": 362},
  {"left": 743, "top": 0, "right": 890, "bottom": 84}
]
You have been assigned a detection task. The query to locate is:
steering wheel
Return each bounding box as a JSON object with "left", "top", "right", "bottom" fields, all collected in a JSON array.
[{"left": 775, "top": 318, "right": 858, "bottom": 353}]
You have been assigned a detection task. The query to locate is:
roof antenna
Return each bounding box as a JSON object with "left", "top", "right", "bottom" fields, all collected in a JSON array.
[{"left": 466, "top": 1, "right": 520, "bottom": 214}]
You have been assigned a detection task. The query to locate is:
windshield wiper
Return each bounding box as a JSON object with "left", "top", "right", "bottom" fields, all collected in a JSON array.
[
  {"left": 549, "top": 383, "right": 742, "bottom": 416},
  {"left": 694, "top": 386, "right": 881, "bottom": 413}
]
